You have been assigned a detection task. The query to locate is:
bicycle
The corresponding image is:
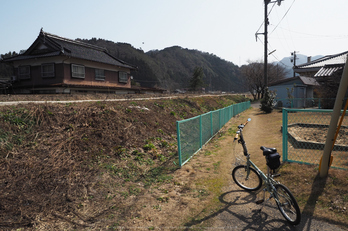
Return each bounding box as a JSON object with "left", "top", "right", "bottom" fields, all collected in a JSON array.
[{"left": 232, "top": 118, "right": 301, "bottom": 225}]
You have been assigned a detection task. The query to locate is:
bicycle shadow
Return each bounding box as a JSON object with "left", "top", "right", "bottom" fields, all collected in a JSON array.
[{"left": 183, "top": 189, "right": 294, "bottom": 230}]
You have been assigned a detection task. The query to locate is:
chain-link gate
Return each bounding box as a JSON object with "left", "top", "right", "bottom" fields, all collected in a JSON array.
[{"left": 282, "top": 108, "right": 348, "bottom": 170}]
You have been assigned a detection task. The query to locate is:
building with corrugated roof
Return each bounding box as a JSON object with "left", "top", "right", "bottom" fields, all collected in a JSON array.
[
  {"left": 269, "top": 76, "right": 319, "bottom": 108},
  {"left": 294, "top": 51, "right": 348, "bottom": 80},
  {"left": 296, "top": 51, "right": 348, "bottom": 105}
]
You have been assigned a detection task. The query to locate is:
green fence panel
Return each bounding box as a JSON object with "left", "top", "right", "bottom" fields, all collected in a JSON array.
[
  {"left": 212, "top": 110, "right": 220, "bottom": 135},
  {"left": 202, "top": 112, "right": 212, "bottom": 145},
  {"left": 177, "top": 101, "right": 250, "bottom": 167},
  {"left": 282, "top": 108, "right": 348, "bottom": 170},
  {"left": 275, "top": 98, "right": 338, "bottom": 109},
  {"left": 177, "top": 116, "right": 201, "bottom": 166}
]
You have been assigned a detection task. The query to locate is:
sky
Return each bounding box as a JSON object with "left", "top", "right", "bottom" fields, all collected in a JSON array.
[{"left": 1, "top": 0, "right": 348, "bottom": 67}]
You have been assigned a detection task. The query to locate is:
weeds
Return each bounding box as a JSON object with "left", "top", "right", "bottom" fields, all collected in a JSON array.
[{"left": 0, "top": 95, "right": 250, "bottom": 229}]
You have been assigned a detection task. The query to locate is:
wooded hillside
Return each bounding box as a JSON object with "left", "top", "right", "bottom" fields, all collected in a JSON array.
[{"left": 78, "top": 38, "right": 244, "bottom": 92}]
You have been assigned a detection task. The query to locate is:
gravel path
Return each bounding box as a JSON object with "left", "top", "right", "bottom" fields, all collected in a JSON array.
[
  {"left": 210, "top": 178, "right": 347, "bottom": 230},
  {"left": 207, "top": 106, "right": 348, "bottom": 230}
]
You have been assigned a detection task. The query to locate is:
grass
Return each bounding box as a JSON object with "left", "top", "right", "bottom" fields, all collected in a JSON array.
[
  {"left": 182, "top": 107, "right": 348, "bottom": 229},
  {"left": 2, "top": 95, "right": 346, "bottom": 229}
]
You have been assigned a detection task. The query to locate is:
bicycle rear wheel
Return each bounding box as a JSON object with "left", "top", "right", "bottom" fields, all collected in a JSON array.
[
  {"left": 274, "top": 184, "right": 301, "bottom": 225},
  {"left": 232, "top": 165, "right": 262, "bottom": 191}
]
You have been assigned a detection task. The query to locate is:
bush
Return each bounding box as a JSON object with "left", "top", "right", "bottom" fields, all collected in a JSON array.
[{"left": 260, "top": 88, "right": 276, "bottom": 113}]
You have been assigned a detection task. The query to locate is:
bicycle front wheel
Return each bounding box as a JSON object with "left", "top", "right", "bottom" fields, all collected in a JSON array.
[
  {"left": 274, "top": 184, "right": 301, "bottom": 225},
  {"left": 232, "top": 165, "right": 262, "bottom": 191}
]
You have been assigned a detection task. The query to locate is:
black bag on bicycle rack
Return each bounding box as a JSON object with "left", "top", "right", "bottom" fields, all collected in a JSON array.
[{"left": 266, "top": 153, "right": 281, "bottom": 170}]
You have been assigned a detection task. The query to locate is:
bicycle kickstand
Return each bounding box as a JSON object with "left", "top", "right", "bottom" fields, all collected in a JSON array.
[{"left": 255, "top": 187, "right": 270, "bottom": 212}]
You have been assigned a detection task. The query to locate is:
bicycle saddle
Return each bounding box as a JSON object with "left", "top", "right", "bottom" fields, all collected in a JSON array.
[{"left": 260, "top": 146, "right": 277, "bottom": 156}]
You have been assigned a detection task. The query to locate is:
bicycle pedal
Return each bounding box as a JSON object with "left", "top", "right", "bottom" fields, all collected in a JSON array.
[
  {"left": 256, "top": 199, "right": 264, "bottom": 204},
  {"left": 272, "top": 173, "right": 281, "bottom": 178}
]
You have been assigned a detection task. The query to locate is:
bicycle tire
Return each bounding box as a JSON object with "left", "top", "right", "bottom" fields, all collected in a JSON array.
[
  {"left": 232, "top": 165, "right": 262, "bottom": 191},
  {"left": 274, "top": 184, "right": 301, "bottom": 225}
]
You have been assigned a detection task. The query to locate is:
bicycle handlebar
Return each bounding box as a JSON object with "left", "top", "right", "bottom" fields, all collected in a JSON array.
[
  {"left": 243, "top": 118, "right": 250, "bottom": 126},
  {"left": 234, "top": 132, "right": 239, "bottom": 140},
  {"left": 234, "top": 118, "right": 251, "bottom": 141}
]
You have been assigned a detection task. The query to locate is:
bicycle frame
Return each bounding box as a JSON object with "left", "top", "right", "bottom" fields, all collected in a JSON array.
[
  {"left": 245, "top": 156, "right": 279, "bottom": 196},
  {"left": 233, "top": 118, "right": 302, "bottom": 225},
  {"left": 237, "top": 123, "right": 279, "bottom": 197}
]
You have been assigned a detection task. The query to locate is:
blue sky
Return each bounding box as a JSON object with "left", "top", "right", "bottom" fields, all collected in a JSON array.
[{"left": 1, "top": 0, "right": 348, "bottom": 66}]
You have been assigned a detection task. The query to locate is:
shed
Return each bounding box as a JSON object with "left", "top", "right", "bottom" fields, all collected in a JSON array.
[{"left": 269, "top": 76, "right": 319, "bottom": 108}]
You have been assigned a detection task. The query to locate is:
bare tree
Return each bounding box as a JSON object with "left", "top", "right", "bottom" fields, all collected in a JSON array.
[{"left": 240, "top": 60, "right": 286, "bottom": 100}]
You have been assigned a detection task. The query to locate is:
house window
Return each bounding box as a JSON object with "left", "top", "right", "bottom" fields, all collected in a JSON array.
[
  {"left": 41, "top": 63, "right": 55, "bottom": 78},
  {"left": 71, "top": 64, "right": 85, "bottom": 78},
  {"left": 119, "top": 71, "right": 128, "bottom": 83},
  {"left": 95, "top": 69, "right": 105, "bottom": 80},
  {"left": 18, "top": 66, "right": 30, "bottom": 79}
]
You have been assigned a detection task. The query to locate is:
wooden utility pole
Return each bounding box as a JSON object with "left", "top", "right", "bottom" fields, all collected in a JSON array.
[
  {"left": 291, "top": 51, "right": 298, "bottom": 78},
  {"left": 264, "top": 0, "right": 270, "bottom": 87},
  {"left": 263, "top": 0, "right": 283, "bottom": 87},
  {"left": 320, "top": 56, "right": 348, "bottom": 177}
]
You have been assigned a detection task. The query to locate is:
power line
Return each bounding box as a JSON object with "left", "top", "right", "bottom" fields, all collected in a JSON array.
[
  {"left": 255, "top": 1, "right": 277, "bottom": 35},
  {"left": 276, "top": 26, "right": 348, "bottom": 39},
  {"left": 270, "top": 0, "right": 296, "bottom": 34}
]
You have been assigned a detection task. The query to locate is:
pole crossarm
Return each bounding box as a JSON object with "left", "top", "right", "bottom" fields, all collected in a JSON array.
[{"left": 260, "top": 0, "right": 284, "bottom": 87}]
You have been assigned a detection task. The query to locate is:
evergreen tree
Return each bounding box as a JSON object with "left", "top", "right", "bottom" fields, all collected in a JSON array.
[
  {"left": 260, "top": 88, "right": 276, "bottom": 113},
  {"left": 189, "top": 67, "right": 204, "bottom": 91}
]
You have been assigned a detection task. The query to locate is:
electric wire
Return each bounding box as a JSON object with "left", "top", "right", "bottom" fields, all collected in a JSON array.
[
  {"left": 254, "top": 35, "right": 291, "bottom": 67},
  {"left": 270, "top": 0, "right": 296, "bottom": 35},
  {"left": 255, "top": 2, "right": 277, "bottom": 35},
  {"left": 276, "top": 26, "right": 348, "bottom": 39}
]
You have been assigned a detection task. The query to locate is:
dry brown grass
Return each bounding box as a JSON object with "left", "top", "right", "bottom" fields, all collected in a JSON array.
[
  {"left": 183, "top": 107, "right": 347, "bottom": 229},
  {"left": 241, "top": 108, "right": 348, "bottom": 225},
  {"left": 0, "top": 95, "right": 347, "bottom": 230},
  {"left": 0, "top": 94, "right": 248, "bottom": 230}
]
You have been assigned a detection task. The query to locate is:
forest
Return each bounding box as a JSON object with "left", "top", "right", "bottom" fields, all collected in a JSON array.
[
  {"left": 0, "top": 38, "right": 287, "bottom": 93},
  {"left": 77, "top": 38, "right": 245, "bottom": 92}
]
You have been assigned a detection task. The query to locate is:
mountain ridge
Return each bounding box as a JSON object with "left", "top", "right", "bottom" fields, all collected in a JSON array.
[
  {"left": 78, "top": 38, "right": 244, "bottom": 92},
  {"left": 276, "top": 54, "right": 324, "bottom": 78}
]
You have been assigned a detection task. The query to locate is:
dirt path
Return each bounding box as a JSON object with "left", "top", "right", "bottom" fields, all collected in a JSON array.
[{"left": 184, "top": 107, "right": 347, "bottom": 230}]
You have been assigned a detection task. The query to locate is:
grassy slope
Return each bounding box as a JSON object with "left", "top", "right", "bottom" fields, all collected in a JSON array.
[{"left": 0, "top": 94, "right": 247, "bottom": 230}]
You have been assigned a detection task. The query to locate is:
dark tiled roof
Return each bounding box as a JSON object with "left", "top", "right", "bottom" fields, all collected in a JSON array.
[
  {"left": 4, "top": 30, "right": 137, "bottom": 70},
  {"left": 269, "top": 76, "right": 319, "bottom": 86},
  {"left": 299, "top": 76, "right": 319, "bottom": 86},
  {"left": 4, "top": 51, "right": 61, "bottom": 62}
]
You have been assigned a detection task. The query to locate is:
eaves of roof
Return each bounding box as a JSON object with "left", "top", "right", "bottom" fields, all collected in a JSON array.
[
  {"left": 299, "top": 76, "right": 320, "bottom": 86},
  {"left": 296, "top": 51, "right": 348, "bottom": 69},
  {"left": 269, "top": 76, "right": 298, "bottom": 86},
  {"left": 314, "top": 65, "right": 343, "bottom": 77},
  {"left": 3, "top": 51, "right": 61, "bottom": 62},
  {"left": 269, "top": 76, "right": 319, "bottom": 86}
]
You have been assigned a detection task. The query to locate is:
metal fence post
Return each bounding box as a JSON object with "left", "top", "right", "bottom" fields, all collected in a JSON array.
[
  {"left": 210, "top": 111, "right": 213, "bottom": 137},
  {"left": 219, "top": 109, "right": 222, "bottom": 129},
  {"left": 176, "top": 121, "right": 182, "bottom": 167},
  {"left": 199, "top": 115, "right": 202, "bottom": 149},
  {"left": 282, "top": 108, "right": 288, "bottom": 162}
]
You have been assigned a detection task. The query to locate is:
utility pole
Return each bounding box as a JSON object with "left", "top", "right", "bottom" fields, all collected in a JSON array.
[
  {"left": 290, "top": 51, "right": 298, "bottom": 78},
  {"left": 262, "top": 0, "right": 283, "bottom": 88},
  {"left": 320, "top": 56, "right": 348, "bottom": 177},
  {"left": 264, "top": 0, "right": 270, "bottom": 87}
]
